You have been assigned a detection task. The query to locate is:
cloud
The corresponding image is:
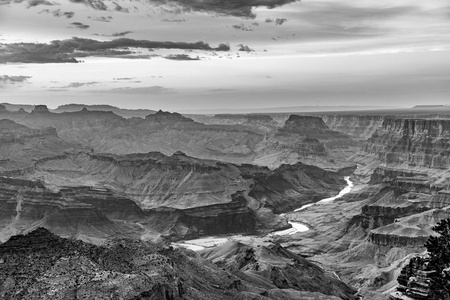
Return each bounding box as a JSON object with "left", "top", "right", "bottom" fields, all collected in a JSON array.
[
  {"left": 237, "top": 44, "right": 254, "bottom": 52},
  {"left": 69, "top": 0, "right": 106, "bottom": 10},
  {"left": 113, "top": 1, "right": 128, "bottom": 12},
  {"left": 39, "top": 8, "right": 74, "bottom": 18},
  {"left": 164, "top": 54, "right": 200, "bottom": 60},
  {"left": 155, "top": 0, "right": 298, "bottom": 18},
  {"left": 0, "top": 75, "right": 32, "bottom": 85},
  {"left": 161, "top": 18, "right": 186, "bottom": 22},
  {"left": 0, "top": 37, "right": 230, "bottom": 63},
  {"left": 27, "top": 0, "right": 53, "bottom": 8},
  {"left": 265, "top": 17, "right": 286, "bottom": 25},
  {"left": 232, "top": 23, "right": 253, "bottom": 31},
  {"left": 63, "top": 81, "right": 99, "bottom": 88},
  {"left": 70, "top": 22, "right": 90, "bottom": 29},
  {"left": 111, "top": 31, "right": 132, "bottom": 37},
  {"left": 63, "top": 11, "right": 74, "bottom": 18},
  {"left": 90, "top": 16, "right": 112, "bottom": 22}
]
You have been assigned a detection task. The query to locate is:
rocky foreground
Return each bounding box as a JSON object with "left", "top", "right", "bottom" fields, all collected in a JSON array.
[{"left": 0, "top": 228, "right": 357, "bottom": 300}]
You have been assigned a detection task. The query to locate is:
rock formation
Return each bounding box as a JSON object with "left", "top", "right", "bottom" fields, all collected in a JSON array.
[
  {"left": 0, "top": 120, "right": 75, "bottom": 174},
  {"left": 364, "top": 117, "right": 450, "bottom": 169},
  {"left": 276, "top": 115, "right": 356, "bottom": 150},
  {"left": 21, "top": 150, "right": 346, "bottom": 240},
  {"left": 320, "top": 114, "right": 384, "bottom": 140},
  {"left": 0, "top": 228, "right": 357, "bottom": 300},
  {"left": 32, "top": 105, "right": 50, "bottom": 113},
  {"left": 0, "top": 176, "right": 144, "bottom": 244}
]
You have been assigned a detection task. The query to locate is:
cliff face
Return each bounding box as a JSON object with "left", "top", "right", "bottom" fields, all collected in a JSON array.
[
  {"left": 320, "top": 115, "right": 384, "bottom": 140},
  {"left": 145, "top": 192, "right": 256, "bottom": 240},
  {"left": 0, "top": 176, "right": 143, "bottom": 243},
  {"left": 0, "top": 119, "right": 57, "bottom": 142},
  {"left": 364, "top": 117, "right": 450, "bottom": 169},
  {"left": 249, "top": 162, "right": 345, "bottom": 213},
  {"left": 25, "top": 151, "right": 346, "bottom": 239},
  {"left": 277, "top": 115, "right": 356, "bottom": 149},
  {"left": 0, "top": 119, "right": 76, "bottom": 174}
]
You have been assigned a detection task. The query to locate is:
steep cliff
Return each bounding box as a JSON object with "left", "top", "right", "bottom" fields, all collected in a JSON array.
[
  {"left": 22, "top": 150, "right": 347, "bottom": 239},
  {"left": 276, "top": 115, "right": 356, "bottom": 150},
  {"left": 320, "top": 115, "right": 384, "bottom": 140},
  {"left": 0, "top": 119, "right": 76, "bottom": 174},
  {"left": 0, "top": 176, "right": 143, "bottom": 244},
  {"left": 364, "top": 117, "right": 450, "bottom": 169}
]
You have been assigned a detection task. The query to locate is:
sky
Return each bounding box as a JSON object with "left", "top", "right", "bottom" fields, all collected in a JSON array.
[{"left": 1, "top": 0, "right": 450, "bottom": 113}]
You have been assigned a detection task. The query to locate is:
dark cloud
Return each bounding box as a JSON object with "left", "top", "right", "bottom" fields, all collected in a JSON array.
[
  {"left": 113, "top": 2, "right": 128, "bottom": 12},
  {"left": 164, "top": 54, "right": 200, "bottom": 60},
  {"left": 69, "top": 0, "right": 106, "bottom": 10},
  {"left": 27, "top": 0, "right": 53, "bottom": 8},
  {"left": 152, "top": 0, "right": 299, "bottom": 18},
  {"left": 0, "top": 37, "right": 230, "bottom": 63},
  {"left": 111, "top": 31, "right": 133, "bottom": 37},
  {"left": 170, "top": 0, "right": 297, "bottom": 18},
  {"left": 274, "top": 18, "right": 287, "bottom": 25},
  {"left": 232, "top": 23, "right": 253, "bottom": 31},
  {"left": 237, "top": 44, "right": 254, "bottom": 52},
  {"left": 265, "top": 17, "right": 286, "bottom": 25},
  {"left": 63, "top": 11, "right": 74, "bottom": 18},
  {"left": 70, "top": 22, "right": 90, "bottom": 29}
]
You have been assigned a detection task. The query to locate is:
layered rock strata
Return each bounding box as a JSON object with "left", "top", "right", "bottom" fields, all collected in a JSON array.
[{"left": 364, "top": 117, "right": 450, "bottom": 169}]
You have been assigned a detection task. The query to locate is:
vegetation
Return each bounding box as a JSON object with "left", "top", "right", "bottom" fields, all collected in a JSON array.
[{"left": 425, "top": 218, "right": 450, "bottom": 298}]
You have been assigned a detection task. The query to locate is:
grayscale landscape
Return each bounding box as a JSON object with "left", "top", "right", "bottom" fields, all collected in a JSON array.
[{"left": 1, "top": 0, "right": 450, "bottom": 299}]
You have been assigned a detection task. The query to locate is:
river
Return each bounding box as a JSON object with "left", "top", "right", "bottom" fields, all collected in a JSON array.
[{"left": 173, "top": 176, "right": 354, "bottom": 250}]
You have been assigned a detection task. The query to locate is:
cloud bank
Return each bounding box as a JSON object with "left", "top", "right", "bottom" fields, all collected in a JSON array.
[{"left": 0, "top": 37, "right": 230, "bottom": 63}]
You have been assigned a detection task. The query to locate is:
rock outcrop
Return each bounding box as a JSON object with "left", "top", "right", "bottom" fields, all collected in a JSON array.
[
  {"left": 277, "top": 115, "right": 356, "bottom": 149},
  {"left": 0, "top": 176, "right": 143, "bottom": 243},
  {"left": 202, "top": 241, "right": 357, "bottom": 300},
  {"left": 364, "top": 117, "right": 450, "bottom": 169},
  {"left": 28, "top": 150, "right": 346, "bottom": 239},
  {"left": 320, "top": 115, "right": 384, "bottom": 140},
  {"left": 0, "top": 120, "right": 75, "bottom": 174},
  {"left": 32, "top": 105, "right": 50, "bottom": 113},
  {"left": 0, "top": 228, "right": 357, "bottom": 300}
]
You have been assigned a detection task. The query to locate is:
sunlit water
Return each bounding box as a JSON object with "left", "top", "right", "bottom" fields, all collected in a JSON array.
[{"left": 173, "top": 177, "right": 354, "bottom": 249}]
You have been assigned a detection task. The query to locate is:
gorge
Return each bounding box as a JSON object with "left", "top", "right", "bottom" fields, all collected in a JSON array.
[{"left": 1, "top": 104, "right": 450, "bottom": 299}]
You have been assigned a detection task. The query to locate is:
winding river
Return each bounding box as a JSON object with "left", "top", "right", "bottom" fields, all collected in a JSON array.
[
  {"left": 173, "top": 176, "right": 354, "bottom": 250},
  {"left": 272, "top": 176, "right": 353, "bottom": 236}
]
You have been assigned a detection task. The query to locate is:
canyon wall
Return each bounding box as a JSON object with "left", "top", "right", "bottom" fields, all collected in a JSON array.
[
  {"left": 364, "top": 117, "right": 450, "bottom": 169},
  {"left": 321, "top": 115, "right": 384, "bottom": 140}
]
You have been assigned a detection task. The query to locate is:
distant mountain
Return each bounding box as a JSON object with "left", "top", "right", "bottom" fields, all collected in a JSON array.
[
  {"left": 179, "top": 105, "right": 401, "bottom": 114},
  {"left": 52, "top": 104, "right": 156, "bottom": 118},
  {"left": 0, "top": 103, "right": 35, "bottom": 112}
]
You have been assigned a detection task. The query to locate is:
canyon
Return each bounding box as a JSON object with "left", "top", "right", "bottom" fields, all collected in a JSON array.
[{"left": 2, "top": 104, "right": 450, "bottom": 299}]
